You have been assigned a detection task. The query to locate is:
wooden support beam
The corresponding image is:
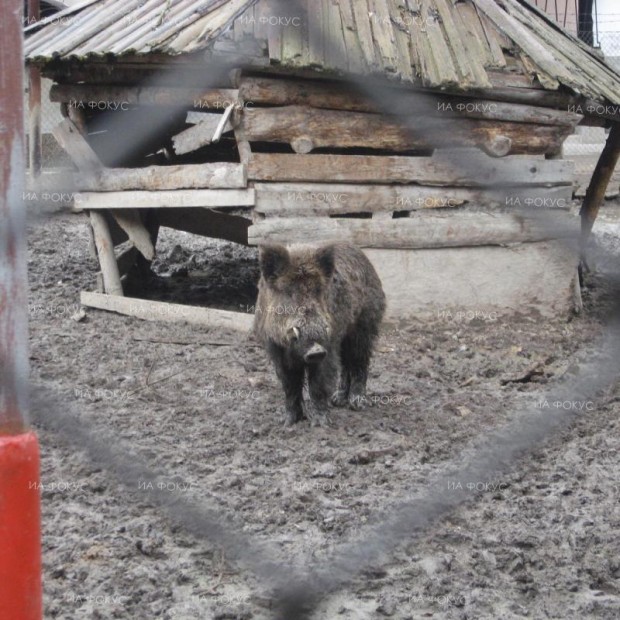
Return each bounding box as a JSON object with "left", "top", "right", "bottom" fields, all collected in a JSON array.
[
  {"left": 50, "top": 84, "right": 239, "bottom": 110},
  {"left": 36, "top": 163, "right": 247, "bottom": 192},
  {"left": 233, "top": 108, "right": 253, "bottom": 165},
  {"left": 238, "top": 76, "right": 581, "bottom": 125},
  {"left": 248, "top": 152, "right": 574, "bottom": 186},
  {"left": 51, "top": 118, "right": 102, "bottom": 173},
  {"left": 240, "top": 105, "right": 574, "bottom": 156},
  {"left": 80, "top": 292, "right": 254, "bottom": 332},
  {"left": 248, "top": 212, "right": 578, "bottom": 249},
  {"left": 172, "top": 114, "right": 233, "bottom": 155},
  {"left": 580, "top": 123, "right": 620, "bottom": 243},
  {"left": 110, "top": 210, "right": 155, "bottom": 261},
  {"left": 89, "top": 211, "right": 123, "bottom": 296},
  {"left": 77, "top": 189, "right": 255, "bottom": 210},
  {"left": 253, "top": 183, "right": 573, "bottom": 217},
  {"left": 66, "top": 104, "right": 88, "bottom": 136}
]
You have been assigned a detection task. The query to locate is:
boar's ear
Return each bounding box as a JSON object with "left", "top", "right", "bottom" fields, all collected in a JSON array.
[
  {"left": 315, "top": 245, "right": 335, "bottom": 280},
  {"left": 259, "top": 245, "right": 289, "bottom": 281}
]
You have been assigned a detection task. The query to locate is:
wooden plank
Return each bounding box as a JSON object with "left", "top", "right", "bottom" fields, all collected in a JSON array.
[
  {"left": 80, "top": 292, "right": 254, "bottom": 332},
  {"left": 434, "top": 0, "right": 489, "bottom": 87},
  {"left": 389, "top": 7, "right": 415, "bottom": 82},
  {"left": 368, "top": 0, "right": 399, "bottom": 73},
  {"left": 98, "top": 163, "right": 246, "bottom": 190},
  {"left": 240, "top": 105, "right": 575, "bottom": 156},
  {"left": 254, "top": 182, "right": 573, "bottom": 216},
  {"left": 455, "top": 2, "right": 499, "bottom": 69},
  {"left": 49, "top": 84, "right": 240, "bottom": 110},
  {"left": 77, "top": 189, "right": 255, "bottom": 210},
  {"left": 475, "top": 6, "right": 509, "bottom": 65},
  {"left": 36, "top": 163, "right": 247, "bottom": 192},
  {"left": 51, "top": 118, "right": 102, "bottom": 174},
  {"left": 280, "top": 4, "right": 304, "bottom": 67},
  {"left": 172, "top": 113, "right": 233, "bottom": 155},
  {"left": 339, "top": 0, "right": 365, "bottom": 75},
  {"left": 41, "top": 64, "right": 235, "bottom": 87},
  {"left": 519, "top": 52, "right": 559, "bottom": 91},
  {"left": 248, "top": 152, "right": 574, "bottom": 186},
  {"left": 325, "top": 0, "right": 348, "bottom": 71},
  {"left": 89, "top": 211, "right": 123, "bottom": 296},
  {"left": 419, "top": 0, "right": 459, "bottom": 86},
  {"left": 351, "top": 0, "right": 377, "bottom": 70},
  {"left": 410, "top": 2, "right": 442, "bottom": 87},
  {"left": 248, "top": 212, "right": 578, "bottom": 249},
  {"left": 307, "top": 0, "right": 325, "bottom": 67},
  {"left": 110, "top": 209, "right": 155, "bottom": 261}
]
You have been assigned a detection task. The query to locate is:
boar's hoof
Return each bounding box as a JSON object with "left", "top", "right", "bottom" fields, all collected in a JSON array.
[
  {"left": 304, "top": 402, "right": 333, "bottom": 427},
  {"left": 284, "top": 406, "right": 305, "bottom": 426},
  {"left": 331, "top": 390, "right": 348, "bottom": 408},
  {"left": 310, "top": 412, "right": 333, "bottom": 428},
  {"left": 348, "top": 393, "right": 368, "bottom": 411}
]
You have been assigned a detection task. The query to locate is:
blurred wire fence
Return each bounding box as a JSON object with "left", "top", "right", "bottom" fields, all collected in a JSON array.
[
  {"left": 11, "top": 2, "right": 620, "bottom": 619},
  {"left": 23, "top": 76, "right": 70, "bottom": 170}
]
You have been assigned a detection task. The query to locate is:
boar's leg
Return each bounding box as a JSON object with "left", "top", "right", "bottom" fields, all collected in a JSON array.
[
  {"left": 344, "top": 317, "right": 380, "bottom": 411},
  {"left": 305, "top": 353, "right": 337, "bottom": 426},
  {"left": 331, "top": 341, "right": 351, "bottom": 408},
  {"left": 268, "top": 342, "right": 305, "bottom": 425}
]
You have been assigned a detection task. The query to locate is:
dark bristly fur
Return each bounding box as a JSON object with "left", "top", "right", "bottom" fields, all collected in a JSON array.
[{"left": 254, "top": 242, "right": 386, "bottom": 425}]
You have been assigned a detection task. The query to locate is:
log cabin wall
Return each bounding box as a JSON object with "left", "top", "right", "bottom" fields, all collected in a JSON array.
[{"left": 38, "top": 65, "right": 583, "bottom": 318}]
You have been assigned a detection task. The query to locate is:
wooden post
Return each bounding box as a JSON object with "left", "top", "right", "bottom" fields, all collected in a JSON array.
[
  {"left": 89, "top": 211, "right": 123, "bottom": 296},
  {"left": 0, "top": 3, "right": 43, "bottom": 620},
  {"left": 580, "top": 123, "right": 620, "bottom": 244},
  {"left": 1, "top": 0, "right": 29, "bottom": 435},
  {"left": 27, "top": 0, "right": 42, "bottom": 178}
]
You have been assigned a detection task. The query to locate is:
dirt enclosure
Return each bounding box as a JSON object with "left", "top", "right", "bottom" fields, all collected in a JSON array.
[{"left": 27, "top": 211, "right": 620, "bottom": 619}]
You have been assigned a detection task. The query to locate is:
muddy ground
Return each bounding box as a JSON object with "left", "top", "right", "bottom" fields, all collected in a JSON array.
[{"left": 26, "top": 208, "right": 619, "bottom": 619}]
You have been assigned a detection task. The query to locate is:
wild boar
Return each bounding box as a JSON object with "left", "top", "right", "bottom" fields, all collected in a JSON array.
[{"left": 254, "top": 242, "right": 386, "bottom": 425}]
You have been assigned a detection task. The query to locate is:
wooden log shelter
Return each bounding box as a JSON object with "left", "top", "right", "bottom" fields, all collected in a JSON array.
[{"left": 24, "top": 0, "right": 620, "bottom": 323}]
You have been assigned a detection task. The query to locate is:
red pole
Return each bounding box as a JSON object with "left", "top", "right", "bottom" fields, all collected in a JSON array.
[{"left": 0, "top": 0, "right": 42, "bottom": 618}]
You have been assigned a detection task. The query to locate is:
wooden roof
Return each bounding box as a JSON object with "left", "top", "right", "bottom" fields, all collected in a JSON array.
[{"left": 24, "top": 0, "right": 620, "bottom": 104}]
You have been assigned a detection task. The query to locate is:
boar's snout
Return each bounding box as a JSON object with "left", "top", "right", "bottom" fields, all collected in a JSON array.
[{"left": 304, "top": 343, "right": 327, "bottom": 364}]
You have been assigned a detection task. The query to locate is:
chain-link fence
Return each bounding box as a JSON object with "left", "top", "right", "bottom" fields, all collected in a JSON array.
[
  {"left": 563, "top": 30, "right": 620, "bottom": 192},
  {"left": 23, "top": 76, "right": 72, "bottom": 171}
]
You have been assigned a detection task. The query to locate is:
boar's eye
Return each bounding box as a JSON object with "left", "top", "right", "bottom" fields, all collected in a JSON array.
[{"left": 287, "top": 326, "right": 300, "bottom": 342}]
